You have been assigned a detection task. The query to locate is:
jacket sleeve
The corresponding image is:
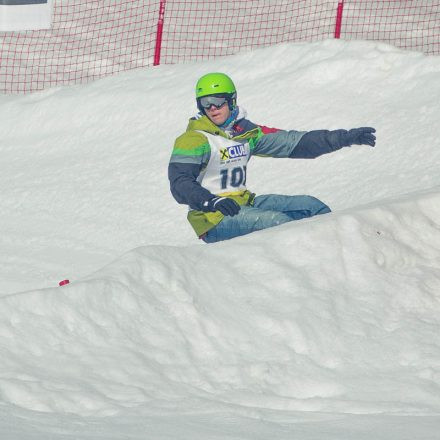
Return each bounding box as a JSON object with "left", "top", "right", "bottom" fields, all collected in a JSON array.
[
  {"left": 168, "top": 131, "right": 215, "bottom": 210},
  {"left": 252, "top": 127, "right": 307, "bottom": 158},
  {"left": 253, "top": 126, "right": 360, "bottom": 159},
  {"left": 289, "top": 129, "right": 355, "bottom": 159}
]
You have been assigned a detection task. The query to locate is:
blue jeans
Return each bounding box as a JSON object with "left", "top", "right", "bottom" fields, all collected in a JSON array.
[{"left": 203, "top": 194, "right": 331, "bottom": 243}]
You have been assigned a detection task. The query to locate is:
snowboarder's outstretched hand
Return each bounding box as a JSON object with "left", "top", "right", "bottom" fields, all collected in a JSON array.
[
  {"left": 202, "top": 197, "right": 241, "bottom": 216},
  {"left": 346, "top": 127, "right": 376, "bottom": 147}
]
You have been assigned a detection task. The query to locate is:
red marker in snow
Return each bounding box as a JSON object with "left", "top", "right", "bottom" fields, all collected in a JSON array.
[{"left": 59, "top": 279, "right": 70, "bottom": 286}]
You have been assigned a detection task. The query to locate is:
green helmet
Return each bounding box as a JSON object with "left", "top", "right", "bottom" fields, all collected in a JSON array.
[
  {"left": 196, "top": 72, "right": 236, "bottom": 98},
  {"left": 195, "top": 72, "right": 237, "bottom": 112}
]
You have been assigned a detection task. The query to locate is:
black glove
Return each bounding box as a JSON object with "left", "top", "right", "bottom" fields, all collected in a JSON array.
[
  {"left": 345, "top": 127, "right": 376, "bottom": 147},
  {"left": 202, "top": 197, "right": 241, "bottom": 216}
]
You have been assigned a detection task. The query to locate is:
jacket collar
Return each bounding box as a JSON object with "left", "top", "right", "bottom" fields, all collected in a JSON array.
[{"left": 187, "top": 106, "right": 248, "bottom": 138}]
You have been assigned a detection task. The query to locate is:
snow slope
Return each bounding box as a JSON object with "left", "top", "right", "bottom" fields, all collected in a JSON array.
[{"left": 1, "top": 39, "right": 440, "bottom": 439}]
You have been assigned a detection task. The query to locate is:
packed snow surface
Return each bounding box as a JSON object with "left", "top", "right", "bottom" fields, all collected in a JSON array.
[{"left": 1, "top": 39, "right": 440, "bottom": 439}]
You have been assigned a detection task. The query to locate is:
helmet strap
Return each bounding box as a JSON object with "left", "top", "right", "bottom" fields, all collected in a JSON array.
[{"left": 217, "top": 106, "right": 239, "bottom": 130}]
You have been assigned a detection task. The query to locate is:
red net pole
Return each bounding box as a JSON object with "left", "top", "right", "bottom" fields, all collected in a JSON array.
[
  {"left": 154, "top": 0, "right": 167, "bottom": 66},
  {"left": 334, "top": 1, "right": 345, "bottom": 39}
]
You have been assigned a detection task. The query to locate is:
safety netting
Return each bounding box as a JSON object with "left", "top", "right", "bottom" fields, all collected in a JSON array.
[{"left": 1, "top": 0, "right": 439, "bottom": 93}]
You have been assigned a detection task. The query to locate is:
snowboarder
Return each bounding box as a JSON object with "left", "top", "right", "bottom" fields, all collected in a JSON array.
[{"left": 168, "top": 72, "right": 376, "bottom": 243}]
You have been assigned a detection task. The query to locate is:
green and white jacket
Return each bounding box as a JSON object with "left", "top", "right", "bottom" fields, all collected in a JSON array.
[{"left": 168, "top": 107, "right": 353, "bottom": 236}]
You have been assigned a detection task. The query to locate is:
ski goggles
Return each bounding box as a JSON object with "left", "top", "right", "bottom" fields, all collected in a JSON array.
[{"left": 198, "top": 95, "right": 229, "bottom": 110}]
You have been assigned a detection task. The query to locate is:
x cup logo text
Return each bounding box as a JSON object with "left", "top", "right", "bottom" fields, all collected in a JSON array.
[{"left": 220, "top": 144, "right": 246, "bottom": 161}]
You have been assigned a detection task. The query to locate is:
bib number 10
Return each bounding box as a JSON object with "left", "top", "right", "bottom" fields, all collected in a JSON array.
[{"left": 220, "top": 165, "right": 247, "bottom": 189}]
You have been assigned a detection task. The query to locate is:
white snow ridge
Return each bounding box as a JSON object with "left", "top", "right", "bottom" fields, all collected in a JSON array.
[{"left": 1, "top": 40, "right": 440, "bottom": 439}]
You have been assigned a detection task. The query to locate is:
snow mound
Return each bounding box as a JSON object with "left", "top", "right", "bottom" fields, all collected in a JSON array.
[{"left": 2, "top": 189, "right": 440, "bottom": 420}]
